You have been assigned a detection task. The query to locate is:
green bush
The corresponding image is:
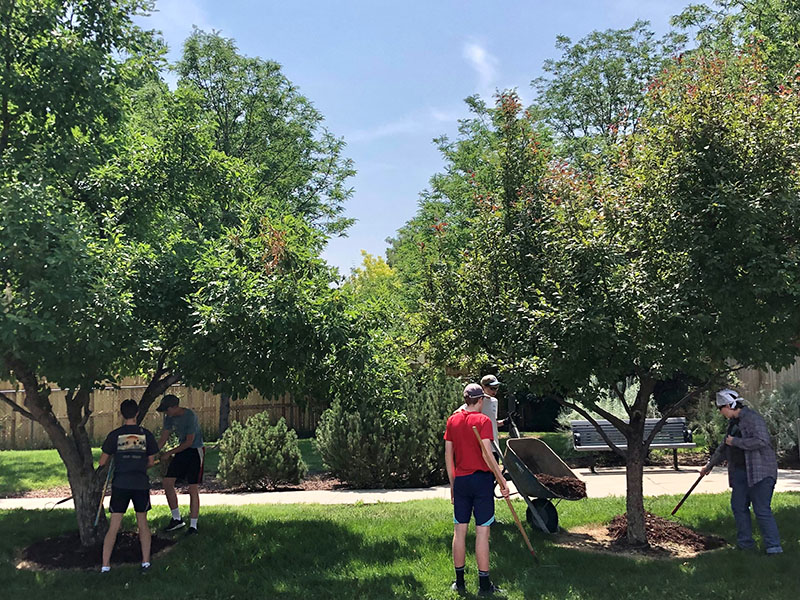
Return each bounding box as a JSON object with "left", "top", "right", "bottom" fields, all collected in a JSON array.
[
  {"left": 218, "top": 414, "right": 307, "bottom": 489},
  {"left": 752, "top": 383, "right": 800, "bottom": 457},
  {"left": 315, "top": 370, "right": 461, "bottom": 488}
]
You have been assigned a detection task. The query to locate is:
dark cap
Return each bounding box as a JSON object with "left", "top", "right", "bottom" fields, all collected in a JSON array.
[
  {"left": 463, "top": 383, "right": 488, "bottom": 400},
  {"left": 156, "top": 394, "right": 180, "bottom": 412}
]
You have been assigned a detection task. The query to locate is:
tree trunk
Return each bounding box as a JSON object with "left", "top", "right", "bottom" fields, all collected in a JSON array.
[
  {"left": 625, "top": 439, "right": 648, "bottom": 546},
  {"left": 219, "top": 392, "right": 231, "bottom": 436},
  {"left": 625, "top": 376, "right": 656, "bottom": 546},
  {"left": 66, "top": 459, "right": 108, "bottom": 546},
  {"left": 4, "top": 355, "right": 109, "bottom": 546}
]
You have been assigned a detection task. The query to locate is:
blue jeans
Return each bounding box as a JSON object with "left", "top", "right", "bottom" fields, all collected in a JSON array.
[{"left": 730, "top": 469, "right": 782, "bottom": 553}]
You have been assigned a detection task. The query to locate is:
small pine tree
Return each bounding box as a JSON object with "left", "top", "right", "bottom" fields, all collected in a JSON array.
[{"left": 218, "top": 414, "right": 307, "bottom": 489}]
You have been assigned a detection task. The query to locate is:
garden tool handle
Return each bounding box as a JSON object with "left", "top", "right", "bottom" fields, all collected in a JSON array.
[
  {"left": 472, "top": 426, "right": 538, "bottom": 564},
  {"left": 670, "top": 472, "right": 705, "bottom": 516}
]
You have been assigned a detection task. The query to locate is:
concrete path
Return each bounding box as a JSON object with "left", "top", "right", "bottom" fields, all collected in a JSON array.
[{"left": 2, "top": 468, "right": 798, "bottom": 511}]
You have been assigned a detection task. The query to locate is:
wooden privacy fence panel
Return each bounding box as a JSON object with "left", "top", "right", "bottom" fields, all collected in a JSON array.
[
  {"left": 0, "top": 381, "right": 322, "bottom": 450},
  {"left": 738, "top": 359, "right": 800, "bottom": 398}
]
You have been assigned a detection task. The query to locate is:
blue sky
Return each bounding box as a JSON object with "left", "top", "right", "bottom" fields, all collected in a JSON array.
[{"left": 140, "top": 0, "right": 692, "bottom": 274}]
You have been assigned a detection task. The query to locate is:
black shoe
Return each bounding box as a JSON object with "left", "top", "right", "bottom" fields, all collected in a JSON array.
[
  {"left": 450, "top": 581, "right": 466, "bottom": 595},
  {"left": 163, "top": 518, "right": 185, "bottom": 532},
  {"left": 186, "top": 526, "right": 198, "bottom": 536},
  {"left": 478, "top": 584, "right": 505, "bottom": 597},
  {"left": 140, "top": 563, "right": 151, "bottom": 575}
]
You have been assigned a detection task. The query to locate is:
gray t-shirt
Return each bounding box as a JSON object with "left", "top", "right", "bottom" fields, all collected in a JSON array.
[{"left": 163, "top": 408, "right": 204, "bottom": 448}]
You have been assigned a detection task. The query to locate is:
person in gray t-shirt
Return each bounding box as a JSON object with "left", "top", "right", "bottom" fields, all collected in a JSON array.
[
  {"left": 456, "top": 375, "right": 506, "bottom": 462},
  {"left": 156, "top": 394, "right": 205, "bottom": 534}
]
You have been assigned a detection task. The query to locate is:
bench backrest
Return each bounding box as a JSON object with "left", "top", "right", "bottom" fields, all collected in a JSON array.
[{"left": 570, "top": 417, "right": 692, "bottom": 449}]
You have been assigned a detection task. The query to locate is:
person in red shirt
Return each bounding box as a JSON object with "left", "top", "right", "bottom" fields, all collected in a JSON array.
[{"left": 445, "top": 383, "right": 510, "bottom": 597}]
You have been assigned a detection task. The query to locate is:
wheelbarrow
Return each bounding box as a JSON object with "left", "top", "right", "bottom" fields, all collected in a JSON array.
[{"left": 503, "top": 435, "right": 585, "bottom": 534}]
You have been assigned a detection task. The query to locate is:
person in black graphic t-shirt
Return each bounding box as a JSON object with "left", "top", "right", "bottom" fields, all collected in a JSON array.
[{"left": 98, "top": 399, "right": 159, "bottom": 573}]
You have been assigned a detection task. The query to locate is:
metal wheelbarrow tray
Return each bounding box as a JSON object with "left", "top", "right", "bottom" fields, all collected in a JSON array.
[{"left": 503, "top": 437, "right": 585, "bottom": 534}]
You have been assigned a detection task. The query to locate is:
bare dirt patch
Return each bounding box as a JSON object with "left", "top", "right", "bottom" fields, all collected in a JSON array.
[
  {"left": 554, "top": 513, "right": 727, "bottom": 559},
  {"left": 17, "top": 531, "right": 175, "bottom": 571}
]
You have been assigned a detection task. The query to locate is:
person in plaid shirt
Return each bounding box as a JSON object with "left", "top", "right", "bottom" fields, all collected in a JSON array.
[{"left": 701, "top": 389, "right": 782, "bottom": 554}]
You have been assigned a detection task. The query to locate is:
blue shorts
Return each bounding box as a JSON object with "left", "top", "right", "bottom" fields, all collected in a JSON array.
[{"left": 453, "top": 470, "right": 495, "bottom": 527}]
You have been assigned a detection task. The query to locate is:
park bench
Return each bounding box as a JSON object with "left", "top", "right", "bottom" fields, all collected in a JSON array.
[{"left": 570, "top": 417, "right": 695, "bottom": 473}]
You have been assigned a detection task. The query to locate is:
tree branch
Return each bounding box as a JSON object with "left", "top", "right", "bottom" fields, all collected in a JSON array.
[
  {"left": 0, "top": 390, "right": 34, "bottom": 420},
  {"left": 612, "top": 381, "right": 632, "bottom": 416},
  {"left": 553, "top": 394, "right": 628, "bottom": 457}
]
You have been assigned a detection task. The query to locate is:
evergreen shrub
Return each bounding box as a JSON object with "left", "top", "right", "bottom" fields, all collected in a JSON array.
[
  {"left": 218, "top": 414, "right": 307, "bottom": 489},
  {"left": 315, "top": 370, "right": 461, "bottom": 488}
]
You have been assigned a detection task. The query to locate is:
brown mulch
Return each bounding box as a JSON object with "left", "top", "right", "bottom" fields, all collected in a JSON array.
[
  {"left": 535, "top": 474, "right": 587, "bottom": 499},
  {"left": 607, "top": 512, "right": 727, "bottom": 553},
  {"left": 18, "top": 531, "right": 175, "bottom": 571},
  {"left": 554, "top": 515, "right": 728, "bottom": 559}
]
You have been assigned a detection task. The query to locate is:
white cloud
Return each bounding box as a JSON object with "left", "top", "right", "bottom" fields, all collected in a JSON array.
[
  {"left": 346, "top": 105, "right": 464, "bottom": 144},
  {"left": 429, "top": 107, "right": 461, "bottom": 123},
  {"left": 346, "top": 117, "right": 423, "bottom": 143},
  {"left": 463, "top": 41, "right": 499, "bottom": 95}
]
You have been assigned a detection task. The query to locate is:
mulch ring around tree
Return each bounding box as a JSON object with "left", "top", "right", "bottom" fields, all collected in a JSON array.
[
  {"left": 553, "top": 512, "right": 727, "bottom": 559},
  {"left": 535, "top": 474, "right": 587, "bottom": 499},
  {"left": 17, "top": 531, "right": 175, "bottom": 571}
]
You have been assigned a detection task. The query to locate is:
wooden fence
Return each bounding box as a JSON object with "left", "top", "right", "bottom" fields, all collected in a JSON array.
[
  {"left": 738, "top": 359, "right": 800, "bottom": 398},
  {"left": 0, "top": 379, "right": 322, "bottom": 450}
]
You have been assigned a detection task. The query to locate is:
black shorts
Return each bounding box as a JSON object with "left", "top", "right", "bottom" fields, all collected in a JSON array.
[
  {"left": 109, "top": 487, "right": 151, "bottom": 513},
  {"left": 165, "top": 447, "right": 205, "bottom": 484}
]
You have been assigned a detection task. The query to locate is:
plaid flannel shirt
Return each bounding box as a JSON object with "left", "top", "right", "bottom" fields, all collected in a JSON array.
[{"left": 709, "top": 407, "right": 778, "bottom": 487}]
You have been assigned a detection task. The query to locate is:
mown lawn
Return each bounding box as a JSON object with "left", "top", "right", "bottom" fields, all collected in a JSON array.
[
  {"left": 0, "top": 440, "right": 325, "bottom": 496},
  {"left": 0, "top": 449, "right": 104, "bottom": 496},
  {"left": 0, "top": 494, "right": 797, "bottom": 599}
]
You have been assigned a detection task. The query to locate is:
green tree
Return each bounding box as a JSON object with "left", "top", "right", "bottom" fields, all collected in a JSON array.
[
  {"left": 176, "top": 29, "right": 355, "bottom": 235},
  {"left": 532, "top": 20, "right": 685, "bottom": 168},
  {"left": 429, "top": 52, "right": 800, "bottom": 545},
  {"left": 0, "top": 0, "right": 158, "bottom": 546},
  {"left": 674, "top": 0, "right": 800, "bottom": 80},
  {"left": 0, "top": 4, "right": 357, "bottom": 546}
]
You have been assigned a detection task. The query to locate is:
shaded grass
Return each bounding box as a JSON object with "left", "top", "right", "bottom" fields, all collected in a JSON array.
[{"left": 0, "top": 493, "right": 797, "bottom": 599}]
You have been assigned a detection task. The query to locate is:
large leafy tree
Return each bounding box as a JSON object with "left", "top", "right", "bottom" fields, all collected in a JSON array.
[
  {"left": 176, "top": 29, "right": 355, "bottom": 236},
  {"left": 674, "top": 0, "right": 800, "bottom": 81},
  {"left": 532, "top": 19, "right": 685, "bottom": 168},
  {"left": 0, "top": 3, "right": 356, "bottom": 546},
  {"left": 430, "top": 51, "right": 800, "bottom": 545},
  {"left": 0, "top": 0, "right": 160, "bottom": 545}
]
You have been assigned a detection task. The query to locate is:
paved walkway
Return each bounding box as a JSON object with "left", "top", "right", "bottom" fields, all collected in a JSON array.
[{"left": 2, "top": 468, "right": 798, "bottom": 511}]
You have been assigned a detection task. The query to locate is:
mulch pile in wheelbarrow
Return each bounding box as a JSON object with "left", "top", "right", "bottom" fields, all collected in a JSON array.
[
  {"left": 19, "top": 531, "right": 175, "bottom": 570},
  {"left": 536, "top": 473, "right": 587, "bottom": 499},
  {"left": 607, "top": 511, "right": 726, "bottom": 551}
]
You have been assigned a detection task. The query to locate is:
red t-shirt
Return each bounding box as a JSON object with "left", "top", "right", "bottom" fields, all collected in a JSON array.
[{"left": 444, "top": 410, "right": 493, "bottom": 477}]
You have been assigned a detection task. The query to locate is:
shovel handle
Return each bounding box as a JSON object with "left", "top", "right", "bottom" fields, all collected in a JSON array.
[
  {"left": 472, "top": 426, "right": 538, "bottom": 563},
  {"left": 670, "top": 472, "right": 705, "bottom": 516}
]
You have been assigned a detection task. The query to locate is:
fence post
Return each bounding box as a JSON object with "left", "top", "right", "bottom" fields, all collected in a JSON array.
[
  {"left": 796, "top": 418, "right": 800, "bottom": 462},
  {"left": 10, "top": 392, "right": 17, "bottom": 449}
]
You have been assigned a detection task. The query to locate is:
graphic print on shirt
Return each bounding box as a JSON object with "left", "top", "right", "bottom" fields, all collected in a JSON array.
[{"left": 117, "top": 434, "right": 147, "bottom": 453}]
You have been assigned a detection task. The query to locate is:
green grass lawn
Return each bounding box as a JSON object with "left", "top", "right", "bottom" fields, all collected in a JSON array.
[
  {"left": 297, "top": 437, "right": 325, "bottom": 473},
  {"left": 0, "top": 440, "right": 325, "bottom": 496},
  {"left": 0, "top": 449, "right": 103, "bottom": 495},
  {"left": 0, "top": 493, "right": 797, "bottom": 599}
]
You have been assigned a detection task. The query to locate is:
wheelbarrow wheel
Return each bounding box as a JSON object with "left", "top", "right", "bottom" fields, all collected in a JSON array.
[{"left": 525, "top": 499, "right": 558, "bottom": 534}]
